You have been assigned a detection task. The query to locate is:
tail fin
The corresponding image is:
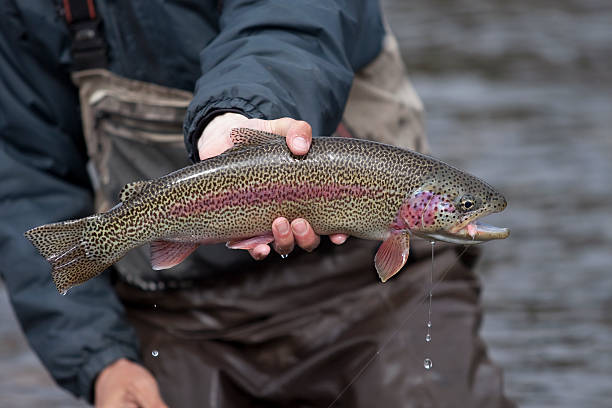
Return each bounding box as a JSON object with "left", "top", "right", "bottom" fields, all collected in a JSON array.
[{"left": 24, "top": 217, "right": 111, "bottom": 294}]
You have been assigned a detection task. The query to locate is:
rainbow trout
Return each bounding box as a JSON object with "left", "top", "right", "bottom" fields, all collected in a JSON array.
[{"left": 25, "top": 129, "right": 509, "bottom": 293}]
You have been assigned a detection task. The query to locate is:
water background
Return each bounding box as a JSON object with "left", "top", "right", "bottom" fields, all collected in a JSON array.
[
  {"left": 384, "top": 0, "right": 612, "bottom": 406},
  {"left": 1, "top": 0, "right": 611, "bottom": 406}
]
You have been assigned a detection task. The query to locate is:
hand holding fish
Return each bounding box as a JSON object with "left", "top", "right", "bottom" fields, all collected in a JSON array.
[
  {"left": 198, "top": 113, "right": 313, "bottom": 159},
  {"left": 94, "top": 358, "right": 168, "bottom": 408},
  {"left": 199, "top": 113, "right": 349, "bottom": 260}
]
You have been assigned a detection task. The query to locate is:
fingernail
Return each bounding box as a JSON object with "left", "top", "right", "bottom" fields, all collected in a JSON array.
[
  {"left": 293, "top": 136, "right": 308, "bottom": 152},
  {"left": 276, "top": 219, "right": 289, "bottom": 235},
  {"left": 293, "top": 219, "right": 306, "bottom": 234}
]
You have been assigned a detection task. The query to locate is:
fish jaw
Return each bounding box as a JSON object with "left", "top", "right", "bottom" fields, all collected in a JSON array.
[
  {"left": 419, "top": 220, "right": 510, "bottom": 245},
  {"left": 424, "top": 196, "right": 509, "bottom": 244},
  {"left": 441, "top": 194, "right": 509, "bottom": 243}
]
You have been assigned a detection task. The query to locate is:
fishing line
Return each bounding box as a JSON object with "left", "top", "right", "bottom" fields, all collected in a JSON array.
[
  {"left": 327, "top": 244, "right": 470, "bottom": 408},
  {"left": 423, "top": 240, "right": 434, "bottom": 371},
  {"left": 152, "top": 303, "right": 160, "bottom": 358}
]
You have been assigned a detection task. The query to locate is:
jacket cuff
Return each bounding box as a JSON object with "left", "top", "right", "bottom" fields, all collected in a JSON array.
[
  {"left": 77, "top": 344, "right": 141, "bottom": 403},
  {"left": 184, "top": 97, "right": 267, "bottom": 163}
]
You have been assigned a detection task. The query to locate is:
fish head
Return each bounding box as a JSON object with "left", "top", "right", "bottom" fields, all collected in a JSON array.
[{"left": 398, "top": 163, "right": 509, "bottom": 244}]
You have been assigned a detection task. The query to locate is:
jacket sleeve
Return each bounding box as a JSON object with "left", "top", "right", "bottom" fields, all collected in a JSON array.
[
  {"left": 183, "top": 0, "right": 385, "bottom": 161},
  {"left": 0, "top": 4, "right": 139, "bottom": 401}
]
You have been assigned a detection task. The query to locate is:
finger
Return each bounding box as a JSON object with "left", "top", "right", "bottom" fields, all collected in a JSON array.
[
  {"left": 128, "top": 378, "right": 168, "bottom": 408},
  {"left": 266, "top": 117, "right": 297, "bottom": 136},
  {"left": 248, "top": 244, "right": 270, "bottom": 260},
  {"left": 97, "top": 394, "right": 130, "bottom": 408},
  {"left": 123, "top": 393, "right": 143, "bottom": 408},
  {"left": 140, "top": 393, "right": 168, "bottom": 408},
  {"left": 330, "top": 234, "right": 349, "bottom": 245},
  {"left": 286, "top": 120, "right": 312, "bottom": 156},
  {"left": 267, "top": 117, "right": 312, "bottom": 156},
  {"left": 291, "top": 218, "right": 320, "bottom": 252},
  {"left": 272, "top": 217, "right": 294, "bottom": 255}
]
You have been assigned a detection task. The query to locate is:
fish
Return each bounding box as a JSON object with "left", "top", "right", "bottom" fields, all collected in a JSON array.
[{"left": 24, "top": 129, "right": 509, "bottom": 293}]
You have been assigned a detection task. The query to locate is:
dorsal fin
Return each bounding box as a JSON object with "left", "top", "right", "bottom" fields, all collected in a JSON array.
[
  {"left": 119, "top": 180, "right": 149, "bottom": 202},
  {"left": 228, "top": 128, "right": 284, "bottom": 151}
]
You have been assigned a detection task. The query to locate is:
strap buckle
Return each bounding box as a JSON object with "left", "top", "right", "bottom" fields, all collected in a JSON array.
[{"left": 62, "top": 0, "right": 108, "bottom": 71}]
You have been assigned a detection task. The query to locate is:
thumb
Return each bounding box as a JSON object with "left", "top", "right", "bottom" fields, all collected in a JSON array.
[{"left": 267, "top": 118, "right": 312, "bottom": 156}]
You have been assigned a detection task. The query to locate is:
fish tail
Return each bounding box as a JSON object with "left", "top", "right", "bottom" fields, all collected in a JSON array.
[{"left": 24, "top": 216, "right": 111, "bottom": 294}]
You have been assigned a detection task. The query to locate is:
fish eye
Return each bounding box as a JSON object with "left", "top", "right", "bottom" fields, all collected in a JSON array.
[{"left": 459, "top": 195, "right": 477, "bottom": 211}]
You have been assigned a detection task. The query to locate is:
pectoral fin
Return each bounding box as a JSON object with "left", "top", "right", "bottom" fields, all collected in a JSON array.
[
  {"left": 374, "top": 232, "right": 410, "bottom": 282},
  {"left": 150, "top": 241, "right": 199, "bottom": 270}
]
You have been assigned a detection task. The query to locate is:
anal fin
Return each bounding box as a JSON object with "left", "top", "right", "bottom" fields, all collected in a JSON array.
[
  {"left": 374, "top": 232, "right": 410, "bottom": 282},
  {"left": 150, "top": 241, "right": 199, "bottom": 270}
]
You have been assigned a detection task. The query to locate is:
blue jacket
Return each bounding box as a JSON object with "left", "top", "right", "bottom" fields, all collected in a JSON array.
[{"left": 0, "top": 0, "right": 384, "bottom": 401}]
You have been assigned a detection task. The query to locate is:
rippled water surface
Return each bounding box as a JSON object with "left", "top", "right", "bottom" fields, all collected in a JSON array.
[
  {"left": 1, "top": 0, "right": 611, "bottom": 406},
  {"left": 384, "top": 0, "right": 612, "bottom": 406}
]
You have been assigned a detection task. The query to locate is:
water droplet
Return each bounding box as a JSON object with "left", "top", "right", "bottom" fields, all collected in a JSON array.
[
  {"left": 425, "top": 333, "right": 431, "bottom": 342},
  {"left": 151, "top": 350, "right": 159, "bottom": 357},
  {"left": 280, "top": 254, "right": 288, "bottom": 259},
  {"left": 427, "top": 321, "right": 432, "bottom": 328},
  {"left": 424, "top": 358, "right": 433, "bottom": 370},
  {"left": 153, "top": 304, "right": 157, "bottom": 309}
]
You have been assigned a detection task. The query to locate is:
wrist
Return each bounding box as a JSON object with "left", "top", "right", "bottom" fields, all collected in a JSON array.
[
  {"left": 94, "top": 358, "right": 166, "bottom": 407},
  {"left": 75, "top": 344, "right": 140, "bottom": 403},
  {"left": 95, "top": 358, "right": 129, "bottom": 387}
]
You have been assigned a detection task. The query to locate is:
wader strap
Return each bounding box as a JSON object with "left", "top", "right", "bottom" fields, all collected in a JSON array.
[{"left": 61, "top": 0, "right": 108, "bottom": 71}]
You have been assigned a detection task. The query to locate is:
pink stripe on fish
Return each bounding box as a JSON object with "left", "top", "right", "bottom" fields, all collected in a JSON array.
[{"left": 168, "top": 182, "right": 380, "bottom": 218}]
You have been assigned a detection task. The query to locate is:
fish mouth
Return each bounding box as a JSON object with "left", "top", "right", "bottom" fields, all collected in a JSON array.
[{"left": 424, "top": 220, "right": 510, "bottom": 245}]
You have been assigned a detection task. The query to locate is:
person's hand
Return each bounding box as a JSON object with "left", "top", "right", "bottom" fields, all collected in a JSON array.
[
  {"left": 94, "top": 358, "right": 168, "bottom": 408},
  {"left": 199, "top": 112, "right": 348, "bottom": 260}
]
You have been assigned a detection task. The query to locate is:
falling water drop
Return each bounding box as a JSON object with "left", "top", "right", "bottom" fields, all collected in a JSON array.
[
  {"left": 153, "top": 304, "right": 157, "bottom": 309},
  {"left": 151, "top": 350, "right": 159, "bottom": 357},
  {"left": 280, "top": 254, "right": 289, "bottom": 259},
  {"left": 423, "top": 241, "right": 435, "bottom": 370}
]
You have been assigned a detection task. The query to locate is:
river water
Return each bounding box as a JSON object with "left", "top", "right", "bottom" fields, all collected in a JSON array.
[
  {"left": 1, "top": 0, "right": 611, "bottom": 406},
  {"left": 383, "top": 0, "right": 612, "bottom": 406}
]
